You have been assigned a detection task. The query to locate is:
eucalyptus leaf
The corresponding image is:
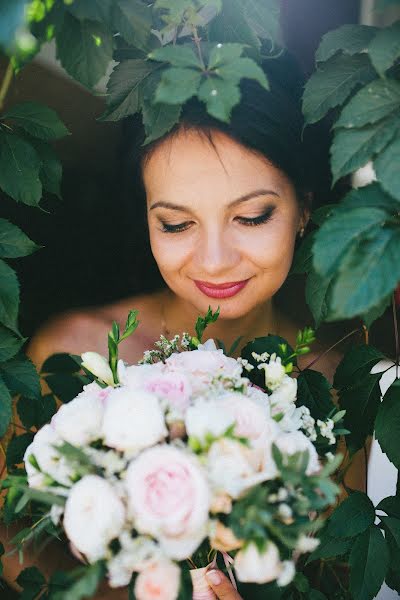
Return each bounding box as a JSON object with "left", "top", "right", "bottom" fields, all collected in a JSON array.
[
  {"left": 0, "top": 130, "right": 42, "bottom": 205},
  {"left": 375, "top": 381, "right": 400, "bottom": 469},
  {"left": 302, "top": 53, "right": 375, "bottom": 125},
  {"left": 316, "top": 24, "right": 378, "bottom": 63},
  {"left": 3, "top": 102, "right": 70, "bottom": 141},
  {"left": 368, "top": 20, "right": 400, "bottom": 76},
  {"left": 334, "top": 79, "right": 400, "bottom": 129},
  {"left": 349, "top": 526, "right": 389, "bottom": 600},
  {"left": 0, "top": 219, "right": 39, "bottom": 258}
]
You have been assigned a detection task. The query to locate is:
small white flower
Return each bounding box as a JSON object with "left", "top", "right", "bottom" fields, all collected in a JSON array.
[
  {"left": 277, "top": 560, "right": 295, "bottom": 587},
  {"left": 64, "top": 475, "right": 125, "bottom": 562},
  {"left": 296, "top": 534, "right": 320, "bottom": 554},
  {"left": 235, "top": 542, "right": 282, "bottom": 584},
  {"left": 24, "top": 424, "right": 73, "bottom": 488},
  {"left": 352, "top": 161, "right": 377, "bottom": 189},
  {"left": 269, "top": 375, "right": 297, "bottom": 417},
  {"left": 273, "top": 431, "right": 320, "bottom": 475},
  {"left": 50, "top": 504, "right": 64, "bottom": 526},
  {"left": 81, "top": 352, "right": 114, "bottom": 386},
  {"left": 258, "top": 357, "right": 286, "bottom": 391}
]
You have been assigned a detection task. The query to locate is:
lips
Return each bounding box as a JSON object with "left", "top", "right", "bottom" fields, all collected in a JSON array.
[{"left": 194, "top": 279, "right": 250, "bottom": 299}]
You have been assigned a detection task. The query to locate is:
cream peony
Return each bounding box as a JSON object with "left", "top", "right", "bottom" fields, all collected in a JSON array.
[
  {"left": 134, "top": 561, "right": 181, "bottom": 600},
  {"left": 117, "top": 360, "right": 164, "bottom": 389},
  {"left": 165, "top": 348, "right": 240, "bottom": 392},
  {"left": 274, "top": 431, "right": 320, "bottom": 475},
  {"left": 235, "top": 542, "right": 282, "bottom": 584},
  {"left": 51, "top": 383, "right": 107, "bottom": 446},
  {"left": 125, "top": 445, "right": 210, "bottom": 560},
  {"left": 24, "top": 424, "right": 73, "bottom": 488},
  {"left": 144, "top": 372, "right": 192, "bottom": 415},
  {"left": 185, "top": 399, "right": 234, "bottom": 443},
  {"left": 81, "top": 352, "right": 114, "bottom": 386},
  {"left": 63, "top": 475, "right": 125, "bottom": 562},
  {"left": 108, "top": 534, "right": 162, "bottom": 588},
  {"left": 102, "top": 387, "right": 167, "bottom": 454}
]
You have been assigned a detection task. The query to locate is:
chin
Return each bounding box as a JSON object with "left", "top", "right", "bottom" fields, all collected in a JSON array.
[{"left": 190, "top": 293, "right": 259, "bottom": 320}]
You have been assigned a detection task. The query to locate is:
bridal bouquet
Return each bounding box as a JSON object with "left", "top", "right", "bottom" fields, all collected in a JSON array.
[{"left": 7, "top": 309, "right": 345, "bottom": 599}]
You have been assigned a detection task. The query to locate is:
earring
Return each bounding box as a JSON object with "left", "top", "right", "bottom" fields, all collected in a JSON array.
[{"left": 299, "top": 227, "right": 305, "bottom": 238}]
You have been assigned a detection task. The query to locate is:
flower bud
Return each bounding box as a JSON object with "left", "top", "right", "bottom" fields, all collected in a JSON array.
[{"left": 81, "top": 352, "right": 114, "bottom": 386}]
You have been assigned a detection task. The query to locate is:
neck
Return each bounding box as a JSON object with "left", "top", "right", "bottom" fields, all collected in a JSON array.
[{"left": 161, "top": 290, "right": 279, "bottom": 355}]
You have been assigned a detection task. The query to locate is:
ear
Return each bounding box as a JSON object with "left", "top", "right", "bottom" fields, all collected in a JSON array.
[{"left": 299, "top": 190, "right": 313, "bottom": 232}]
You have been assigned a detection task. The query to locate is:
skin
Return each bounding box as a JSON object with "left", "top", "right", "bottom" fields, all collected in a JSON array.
[{"left": 1, "top": 128, "right": 368, "bottom": 600}]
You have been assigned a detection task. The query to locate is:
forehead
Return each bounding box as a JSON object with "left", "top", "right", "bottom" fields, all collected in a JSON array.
[{"left": 142, "top": 129, "right": 290, "bottom": 203}]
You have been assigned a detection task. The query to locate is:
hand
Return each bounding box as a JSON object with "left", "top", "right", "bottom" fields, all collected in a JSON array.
[{"left": 205, "top": 569, "right": 243, "bottom": 599}]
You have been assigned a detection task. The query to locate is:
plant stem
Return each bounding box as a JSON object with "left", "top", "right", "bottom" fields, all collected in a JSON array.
[
  {"left": 304, "top": 328, "right": 361, "bottom": 371},
  {"left": 0, "top": 60, "right": 14, "bottom": 113},
  {"left": 192, "top": 26, "right": 206, "bottom": 70},
  {"left": 392, "top": 293, "right": 399, "bottom": 378}
]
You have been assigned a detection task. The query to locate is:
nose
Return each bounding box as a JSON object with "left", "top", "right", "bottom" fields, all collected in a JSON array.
[{"left": 194, "top": 226, "right": 240, "bottom": 277}]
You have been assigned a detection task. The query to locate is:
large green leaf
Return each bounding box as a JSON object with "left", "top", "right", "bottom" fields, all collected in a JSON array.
[
  {"left": 41, "top": 352, "right": 82, "bottom": 374},
  {"left": 44, "top": 373, "right": 85, "bottom": 403},
  {"left": 217, "top": 56, "right": 269, "bottom": 89},
  {"left": 52, "top": 561, "right": 105, "bottom": 600},
  {"left": 330, "top": 225, "right": 400, "bottom": 319},
  {"left": 377, "top": 496, "right": 400, "bottom": 519},
  {"left": 112, "top": 0, "right": 152, "bottom": 53},
  {"left": 374, "top": 134, "right": 400, "bottom": 201},
  {"left": 0, "top": 354, "right": 41, "bottom": 399},
  {"left": 305, "top": 269, "right": 333, "bottom": 328},
  {"left": 368, "top": 20, "right": 400, "bottom": 76},
  {"left": 198, "top": 76, "right": 241, "bottom": 122},
  {"left": 0, "top": 372, "right": 12, "bottom": 436},
  {"left": 334, "top": 344, "right": 384, "bottom": 390},
  {"left": 0, "top": 219, "right": 39, "bottom": 258},
  {"left": 0, "top": 130, "right": 42, "bottom": 205},
  {"left": 327, "top": 492, "right": 376, "bottom": 538},
  {"left": 102, "top": 59, "right": 158, "bottom": 121},
  {"left": 6, "top": 432, "right": 35, "bottom": 470},
  {"left": 334, "top": 79, "right": 400, "bottom": 129},
  {"left": 0, "top": 258, "right": 19, "bottom": 330},
  {"left": 290, "top": 232, "right": 315, "bottom": 275},
  {"left": 16, "top": 566, "right": 46, "bottom": 600},
  {"left": 316, "top": 24, "right": 378, "bottom": 63},
  {"left": 209, "top": 0, "right": 260, "bottom": 49},
  {"left": 0, "top": 0, "right": 28, "bottom": 50},
  {"left": 330, "top": 114, "right": 400, "bottom": 183},
  {"left": 149, "top": 44, "right": 202, "bottom": 69},
  {"left": 381, "top": 516, "right": 400, "bottom": 548},
  {"left": 67, "top": 0, "right": 112, "bottom": 22},
  {"left": 307, "top": 532, "right": 353, "bottom": 563},
  {"left": 155, "top": 67, "right": 203, "bottom": 105},
  {"left": 0, "top": 325, "right": 25, "bottom": 362},
  {"left": 297, "top": 369, "right": 335, "bottom": 421},
  {"left": 30, "top": 138, "right": 63, "bottom": 198},
  {"left": 349, "top": 526, "right": 389, "bottom": 600},
  {"left": 375, "top": 381, "right": 400, "bottom": 469},
  {"left": 302, "top": 54, "right": 375, "bottom": 125},
  {"left": 56, "top": 13, "right": 113, "bottom": 89},
  {"left": 17, "top": 393, "right": 57, "bottom": 429},
  {"left": 243, "top": 0, "right": 281, "bottom": 46},
  {"left": 142, "top": 101, "right": 182, "bottom": 144},
  {"left": 3, "top": 102, "right": 70, "bottom": 141}
]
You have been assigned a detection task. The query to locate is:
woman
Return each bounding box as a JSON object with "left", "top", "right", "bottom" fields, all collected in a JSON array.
[{"left": 4, "top": 55, "right": 365, "bottom": 600}]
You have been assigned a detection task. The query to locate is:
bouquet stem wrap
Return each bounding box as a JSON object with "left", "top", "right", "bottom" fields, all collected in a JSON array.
[{"left": 190, "top": 567, "right": 217, "bottom": 600}]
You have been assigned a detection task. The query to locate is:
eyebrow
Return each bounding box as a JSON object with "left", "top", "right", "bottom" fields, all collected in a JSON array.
[{"left": 149, "top": 189, "right": 280, "bottom": 212}]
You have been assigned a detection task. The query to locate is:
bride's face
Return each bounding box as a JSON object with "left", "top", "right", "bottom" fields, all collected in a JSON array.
[{"left": 143, "top": 129, "right": 306, "bottom": 319}]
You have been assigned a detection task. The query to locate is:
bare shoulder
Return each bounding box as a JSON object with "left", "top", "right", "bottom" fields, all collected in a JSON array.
[{"left": 27, "top": 290, "right": 165, "bottom": 370}]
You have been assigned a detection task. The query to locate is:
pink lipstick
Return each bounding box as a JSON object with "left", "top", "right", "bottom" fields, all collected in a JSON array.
[{"left": 194, "top": 279, "right": 249, "bottom": 299}]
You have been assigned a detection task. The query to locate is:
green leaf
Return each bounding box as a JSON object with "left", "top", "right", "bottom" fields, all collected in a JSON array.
[
  {"left": 330, "top": 226, "right": 400, "bottom": 319},
  {"left": 198, "top": 76, "right": 241, "bottom": 121},
  {"left": 52, "top": 562, "right": 105, "bottom": 600},
  {"left": 334, "top": 79, "right": 400, "bottom": 129},
  {"left": 377, "top": 496, "right": 400, "bottom": 519},
  {"left": 0, "top": 219, "right": 39, "bottom": 258},
  {"left": 297, "top": 369, "right": 335, "bottom": 421},
  {"left": 307, "top": 533, "right": 353, "bottom": 563},
  {"left": 29, "top": 138, "right": 63, "bottom": 198},
  {"left": 243, "top": 0, "right": 281, "bottom": 46},
  {"left": 155, "top": 66, "right": 203, "bottom": 105},
  {"left": 303, "top": 54, "right": 375, "bottom": 124},
  {"left": 0, "top": 130, "right": 42, "bottom": 205},
  {"left": 56, "top": 13, "right": 113, "bottom": 89},
  {"left": 305, "top": 269, "right": 333, "bottom": 328},
  {"left": 0, "top": 372, "right": 12, "bottom": 437},
  {"left": 334, "top": 344, "right": 384, "bottom": 390},
  {"left": 331, "top": 114, "right": 400, "bottom": 183},
  {"left": 142, "top": 101, "right": 182, "bottom": 144},
  {"left": 349, "top": 526, "right": 389, "bottom": 600},
  {"left": 369, "top": 20, "right": 400, "bottom": 76},
  {"left": 309, "top": 591, "right": 328, "bottom": 600},
  {"left": 67, "top": 0, "right": 112, "bottom": 22},
  {"left": 362, "top": 294, "right": 391, "bottom": 328},
  {"left": 3, "top": 102, "right": 70, "bottom": 141},
  {"left": 0, "top": 0, "right": 28, "bottom": 51},
  {"left": 0, "top": 354, "right": 40, "bottom": 399},
  {"left": 313, "top": 203, "right": 388, "bottom": 278},
  {"left": 0, "top": 258, "right": 19, "bottom": 330},
  {"left": 102, "top": 59, "right": 158, "bottom": 121},
  {"left": 41, "top": 352, "right": 82, "bottom": 374},
  {"left": 44, "top": 373, "right": 85, "bottom": 403},
  {"left": 16, "top": 566, "right": 46, "bottom": 600},
  {"left": 112, "top": 0, "right": 152, "bottom": 53},
  {"left": 381, "top": 516, "right": 400, "bottom": 547},
  {"left": 149, "top": 44, "right": 202, "bottom": 68},
  {"left": 241, "top": 335, "right": 296, "bottom": 388},
  {"left": 209, "top": 0, "right": 260, "bottom": 50},
  {"left": 0, "top": 324, "right": 24, "bottom": 362},
  {"left": 375, "top": 381, "right": 400, "bottom": 469},
  {"left": 291, "top": 232, "right": 316, "bottom": 275},
  {"left": 17, "top": 394, "right": 57, "bottom": 429},
  {"left": 375, "top": 134, "right": 400, "bottom": 201},
  {"left": 6, "top": 433, "right": 35, "bottom": 470},
  {"left": 217, "top": 57, "right": 269, "bottom": 90},
  {"left": 316, "top": 24, "right": 378, "bottom": 63},
  {"left": 327, "top": 492, "right": 376, "bottom": 538}
]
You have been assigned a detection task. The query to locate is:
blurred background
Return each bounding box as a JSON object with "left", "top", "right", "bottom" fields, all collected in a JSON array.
[{"left": 0, "top": 0, "right": 397, "bottom": 349}]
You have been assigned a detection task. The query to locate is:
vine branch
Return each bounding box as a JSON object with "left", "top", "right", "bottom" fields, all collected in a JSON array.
[
  {"left": 0, "top": 60, "right": 14, "bottom": 113},
  {"left": 304, "top": 328, "right": 361, "bottom": 371}
]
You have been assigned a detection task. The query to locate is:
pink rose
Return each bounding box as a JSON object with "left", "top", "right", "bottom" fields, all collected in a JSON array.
[
  {"left": 165, "top": 349, "right": 239, "bottom": 392},
  {"left": 144, "top": 373, "right": 192, "bottom": 414},
  {"left": 134, "top": 561, "right": 180, "bottom": 600},
  {"left": 125, "top": 446, "right": 210, "bottom": 560}
]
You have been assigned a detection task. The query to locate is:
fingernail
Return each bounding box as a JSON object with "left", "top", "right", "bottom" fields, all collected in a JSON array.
[{"left": 206, "top": 570, "right": 221, "bottom": 585}]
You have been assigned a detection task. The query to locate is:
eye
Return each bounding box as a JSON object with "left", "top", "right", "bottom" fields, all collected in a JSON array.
[
  {"left": 160, "top": 220, "right": 193, "bottom": 233},
  {"left": 235, "top": 206, "right": 276, "bottom": 227}
]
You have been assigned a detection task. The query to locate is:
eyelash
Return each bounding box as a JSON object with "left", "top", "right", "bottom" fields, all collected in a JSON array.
[{"left": 160, "top": 207, "right": 275, "bottom": 233}]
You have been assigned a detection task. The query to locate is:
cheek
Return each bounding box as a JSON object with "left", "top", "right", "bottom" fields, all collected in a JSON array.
[
  {"left": 149, "top": 225, "right": 192, "bottom": 276},
  {"left": 245, "top": 215, "right": 298, "bottom": 274}
]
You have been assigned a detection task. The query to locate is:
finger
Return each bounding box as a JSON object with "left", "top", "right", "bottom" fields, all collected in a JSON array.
[{"left": 205, "top": 569, "right": 243, "bottom": 600}]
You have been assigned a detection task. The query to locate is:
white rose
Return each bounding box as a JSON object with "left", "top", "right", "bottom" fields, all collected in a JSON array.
[
  {"left": 51, "top": 384, "right": 106, "bottom": 446},
  {"left": 246, "top": 385, "right": 271, "bottom": 417},
  {"left": 63, "top": 474, "right": 125, "bottom": 562},
  {"left": 81, "top": 352, "right": 114, "bottom": 386},
  {"left": 352, "top": 161, "right": 377, "bottom": 189},
  {"left": 24, "top": 424, "right": 73, "bottom": 488},
  {"left": 268, "top": 375, "right": 297, "bottom": 417},
  {"left": 125, "top": 445, "right": 210, "bottom": 560},
  {"left": 134, "top": 561, "right": 181, "bottom": 600},
  {"left": 235, "top": 542, "right": 282, "bottom": 584},
  {"left": 207, "top": 439, "right": 266, "bottom": 499},
  {"left": 274, "top": 431, "right": 320, "bottom": 475},
  {"left": 117, "top": 360, "right": 164, "bottom": 388},
  {"left": 185, "top": 399, "right": 234, "bottom": 443},
  {"left": 102, "top": 387, "right": 167, "bottom": 455},
  {"left": 277, "top": 560, "right": 296, "bottom": 587},
  {"left": 259, "top": 358, "right": 286, "bottom": 391}
]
